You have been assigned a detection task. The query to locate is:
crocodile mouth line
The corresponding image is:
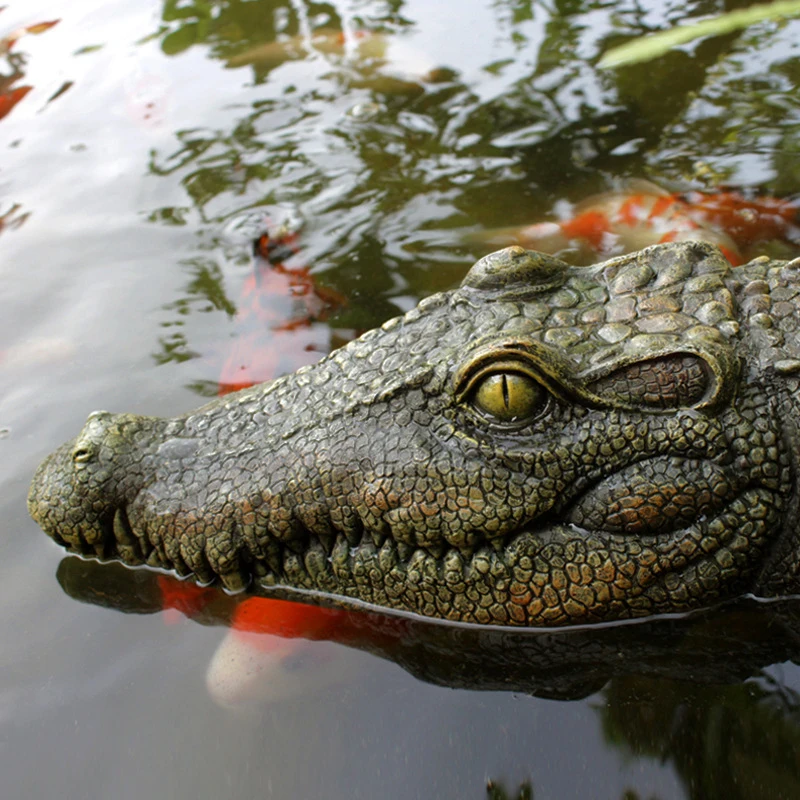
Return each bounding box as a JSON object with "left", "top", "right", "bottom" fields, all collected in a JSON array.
[{"left": 67, "top": 485, "right": 773, "bottom": 598}]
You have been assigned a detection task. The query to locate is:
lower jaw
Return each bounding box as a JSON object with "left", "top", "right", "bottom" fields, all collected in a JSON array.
[
  {"left": 59, "top": 486, "right": 780, "bottom": 627},
  {"left": 259, "top": 486, "right": 781, "bottom": 626}
]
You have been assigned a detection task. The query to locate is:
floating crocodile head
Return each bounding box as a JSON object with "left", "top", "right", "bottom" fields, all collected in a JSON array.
[{"left": 28, "top": 243, "right": 800, "bottom": 626}]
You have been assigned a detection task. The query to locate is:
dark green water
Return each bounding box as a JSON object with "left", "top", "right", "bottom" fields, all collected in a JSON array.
[{"left": 3, "top": 1, "right": 800, "bottom": 797}]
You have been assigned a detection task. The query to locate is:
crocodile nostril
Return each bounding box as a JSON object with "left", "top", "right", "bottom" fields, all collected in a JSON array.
[{"left": 72, "top": 446, "right": 93, "bottom": 464}]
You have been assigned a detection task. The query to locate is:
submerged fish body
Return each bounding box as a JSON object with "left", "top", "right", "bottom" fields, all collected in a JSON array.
[
  {"left": 477, "top": 181, "right": 800, "bottom": 266},
  {"left": 217, "top": 222, "right": 346, "bottom": 395}
]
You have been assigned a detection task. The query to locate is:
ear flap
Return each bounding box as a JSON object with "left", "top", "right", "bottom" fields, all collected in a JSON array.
[
  {"left": 584, "top": 354, "right": 711, "bottom": 409},
  {"left": 575, "top": 335, "right": 740, "bottom": 411}
]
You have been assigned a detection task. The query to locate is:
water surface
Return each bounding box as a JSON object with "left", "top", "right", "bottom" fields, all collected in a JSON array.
[{"left": 3, "top": 1, "right": 800, "bottom": 797}]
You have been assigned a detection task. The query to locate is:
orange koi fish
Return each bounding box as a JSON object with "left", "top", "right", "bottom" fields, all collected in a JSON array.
[
  {"left": 0, "top": 84, "right": 30, "bottom": 120},
  {"left": 217, "top": 220, "right": 346, "bottom": 395},
  {"left": 476, "top": 181, "right": 800, "bottom": 266},
  {"left": 154, "top": 572, "right": 410, "bottom": 707},
  {"left": 205, "top": 595, "right": 411, "bottom": 707}
]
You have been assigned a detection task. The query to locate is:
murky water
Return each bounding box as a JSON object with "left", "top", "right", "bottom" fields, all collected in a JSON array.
[{"left": 3, "top": 1, "right": 800, "bottom": 798}]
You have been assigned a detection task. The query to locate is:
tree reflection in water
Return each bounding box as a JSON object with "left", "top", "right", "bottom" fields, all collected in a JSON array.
[{"left": 144, "top": 0, "right": 800, "bottom": 397}]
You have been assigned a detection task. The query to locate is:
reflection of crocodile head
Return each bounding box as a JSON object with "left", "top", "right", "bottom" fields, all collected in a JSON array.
[
  {"left": 30, "top": 242, "right": 800, "bottom": 626},
  {"left": 56, "top": 556, "right": 800, "bottom": 702},
  {"left": 58, "top": 556, "right": 800, "bottom": 799}
]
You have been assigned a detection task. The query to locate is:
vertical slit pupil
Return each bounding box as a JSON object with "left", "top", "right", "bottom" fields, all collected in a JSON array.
[{"left": 502, "top": 374, "right": 510, "bottom": 410}]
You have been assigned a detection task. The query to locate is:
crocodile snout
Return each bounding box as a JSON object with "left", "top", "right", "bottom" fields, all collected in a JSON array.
[{"left": 28, "top": 410, "right": 158, "bottom": 559}]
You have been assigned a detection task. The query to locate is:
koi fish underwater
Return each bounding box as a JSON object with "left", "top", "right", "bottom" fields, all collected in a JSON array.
[
  {"left": 474, "top": 180, "right": 800, "bottom": 266},
  {"left": 216, "top": 219, "right": 347, "bottom": 395}
]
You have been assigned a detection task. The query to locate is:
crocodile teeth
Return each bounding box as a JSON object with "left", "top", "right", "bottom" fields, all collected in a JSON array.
[
  {"left": 284, "top": 537, "right": 308, "bottom": 555},
  {"left": 396, "top": 541, "right": 414, "bottom": 562},
  {"left": 252, "top": 561, "right": 270, "bottom": 578},
  {"left": 263, "top": 540, "right": 283, "bottom": 575},
  {"left": 489, "top": 537, "right": 506, "bottom": 554},
  {"left": 425, "top": 542, "right": 446, "bottom": 559},
  {"left": 219, "top": 570, "right": 250, "bottom": 593},
  {"left": 370, "top": 529, "right": 386, "bottom": 548},
  {"left": 113, "top": 506, "right": 143, "bottom": 564},
  {"left": 344, "top": 526, "right": 361, "bottom": 547}
]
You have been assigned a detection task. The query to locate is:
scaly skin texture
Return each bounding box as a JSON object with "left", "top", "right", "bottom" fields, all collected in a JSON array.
[{"left": 28, "top": 242, "right": 800, "bottom": 626}]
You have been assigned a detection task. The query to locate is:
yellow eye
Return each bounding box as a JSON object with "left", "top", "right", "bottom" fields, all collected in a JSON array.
[{"left": 472, "top": 372, "right": 544, "bottom": 422}]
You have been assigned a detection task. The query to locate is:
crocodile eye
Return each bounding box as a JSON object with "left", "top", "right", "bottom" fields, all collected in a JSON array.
[{"left": 471, "top": 371, "right": 544, "bottom": 423}]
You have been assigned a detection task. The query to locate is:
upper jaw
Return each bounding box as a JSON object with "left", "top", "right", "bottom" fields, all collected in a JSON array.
[
  {"left": 27, "top": 440, "right": 74, "bottom": 540},
  {"left": 28, "top": 438, "right": 118, "bottom": 557}
]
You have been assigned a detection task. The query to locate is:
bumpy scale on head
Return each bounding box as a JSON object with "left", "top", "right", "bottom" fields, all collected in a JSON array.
[{"left": 28, "top": 243, "right": 800, "bottom": 625}]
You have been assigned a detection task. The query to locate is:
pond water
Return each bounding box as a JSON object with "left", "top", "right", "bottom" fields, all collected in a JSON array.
[{"left": 3, "top": 1, "right": 800, "bottom": 798}]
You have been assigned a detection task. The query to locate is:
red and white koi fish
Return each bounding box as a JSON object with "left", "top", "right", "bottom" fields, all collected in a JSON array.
[
  {"left": 217, "top": 217, "right": 347, "bottom": 395},
  {"left": 475, "top": 181, "right": 800, "bottom": 266},
  {"left": 205, "top": 595, "right": 409, "bottom": 708},
  {"left": 156, "top": 573, "right": 409, "bottom": 708}
]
